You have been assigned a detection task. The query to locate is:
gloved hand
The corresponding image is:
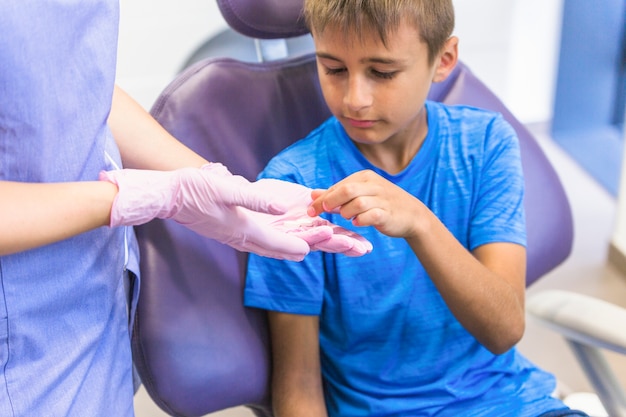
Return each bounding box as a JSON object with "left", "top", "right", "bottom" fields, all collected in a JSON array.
[
  {"left": 272, "top": 211, "right": 372, "bottom": 257},
  {"left": 99, "top": 164, "right": 372, "bottom": 261},
  {"left": 302, "top": 222, "right": 373, "bottom": 257}
]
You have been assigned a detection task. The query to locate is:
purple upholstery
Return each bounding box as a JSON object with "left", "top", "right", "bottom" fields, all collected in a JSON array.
[
  {"left": 132, "top": 2, "right": 573, "bottom": 416},
  {"left": 217, "top": 0, "right": 309, "bottom": 39}
]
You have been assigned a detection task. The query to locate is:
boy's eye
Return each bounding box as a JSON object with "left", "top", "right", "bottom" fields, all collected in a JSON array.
[
  {"left": 323, "top": 66, "right": 396, "bottom": 79},
  {"left": 371, "top": 69, "right": 396, "bottom": 80},
  {"left": 325, "top": 67, "right": 346, "bottom": 76}
]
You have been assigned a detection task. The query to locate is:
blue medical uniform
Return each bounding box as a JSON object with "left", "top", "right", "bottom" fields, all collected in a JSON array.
[
  {"left": 245, "top": 102, "right": 568, "bottom": 416},
  {"left": 0, "top": 1, "right": 139, "bottom": 416}
]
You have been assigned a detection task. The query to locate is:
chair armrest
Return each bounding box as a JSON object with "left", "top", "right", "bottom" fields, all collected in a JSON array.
[{"left": 526, "top": 290, "right": 626, "bottom": 355}]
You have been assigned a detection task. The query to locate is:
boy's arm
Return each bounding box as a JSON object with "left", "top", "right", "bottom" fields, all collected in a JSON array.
[
  {"left": 268, "top": 311, "right": 328, "bottom": 417},
  {"left": 308, "top": 170, "right": 525, "bottom": 355},
  {"left": 406, "top": 217, "right": 526, "bottom": 355}
]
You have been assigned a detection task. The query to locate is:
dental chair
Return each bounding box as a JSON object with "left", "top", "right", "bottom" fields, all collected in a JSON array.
[
  {"left": 181, "top": 25, "right": 313, "bottom": 69},
  {"left": 131, "top": 1, "right": 625, "bottom": 416},
  {"left": 527, "top": 292, "right": 626, "bottom": 416}
]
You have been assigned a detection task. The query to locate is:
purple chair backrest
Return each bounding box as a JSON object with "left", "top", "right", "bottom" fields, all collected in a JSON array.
[
  {"left": 132, "top": 1, "right": 573, "bottom": 416},
  {"left": 217, "top": 0, "right": 309, "bottom": 39}
]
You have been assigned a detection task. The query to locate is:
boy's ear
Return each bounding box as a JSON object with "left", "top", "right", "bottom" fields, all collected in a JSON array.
[{"left": 432, "top": 36, "right": 459, "bottom": 83}]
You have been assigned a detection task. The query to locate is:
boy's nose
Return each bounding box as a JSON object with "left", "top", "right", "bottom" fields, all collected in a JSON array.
[{"left": 344, "top": 76, "right": 372, "bottom": 112}]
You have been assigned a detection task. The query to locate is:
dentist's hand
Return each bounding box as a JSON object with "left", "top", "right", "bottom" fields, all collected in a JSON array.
[
  {"left": 100, "top": 164, "right": 372, "bottom": 261},
  {"left": 246, "top": 180, "right": 373, "bottom": 257}
]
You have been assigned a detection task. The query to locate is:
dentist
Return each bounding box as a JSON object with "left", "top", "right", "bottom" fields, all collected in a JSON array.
[{"left": 0, "top": 2, "right": 369, "bottom": 416}]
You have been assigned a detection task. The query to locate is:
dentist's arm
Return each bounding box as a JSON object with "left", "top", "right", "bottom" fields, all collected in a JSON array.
[
  {"left": 108, "top": 85, "right": 208, "bottom": 170},
  {"left": 0, "top": 86, "right": 204, "bottom": 256},
  {"left": 0, "top": 87, "right": 371, "bottom": 260},
  {"left": 103, "top": 86, "right": 373, "bottom": 260},
  {"left": 0, "top": 180, "right": 117, "bottom": 256}
]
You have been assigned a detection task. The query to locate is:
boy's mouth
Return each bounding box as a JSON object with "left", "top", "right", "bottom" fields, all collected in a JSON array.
[{"left": 346, "top": 117, "right": 376, "bottom": 128}]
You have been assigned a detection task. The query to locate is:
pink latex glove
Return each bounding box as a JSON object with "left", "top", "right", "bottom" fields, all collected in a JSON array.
[
  {"left": 99, "top": 163, "right": 372, "bottom": 261},
  {"left": 271, "top": 211, "right": 372, "bottom": 257}
]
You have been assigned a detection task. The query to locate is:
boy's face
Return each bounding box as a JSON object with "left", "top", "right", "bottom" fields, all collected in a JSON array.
[{"left": 312, "top": 21, "right": 457, "bottom": 154}]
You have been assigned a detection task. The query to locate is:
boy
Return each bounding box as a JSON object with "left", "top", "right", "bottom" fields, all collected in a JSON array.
[{"left": 244, "top": 1, "right": 587, "bottom": 416}]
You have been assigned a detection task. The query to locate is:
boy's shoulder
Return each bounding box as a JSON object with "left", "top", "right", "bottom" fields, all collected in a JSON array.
[
  {"left": 277, "top": 116, "right": 340, "bottom": 155},
  {"left": 426, "top": 100, "right": 515, "bottom": 139},
  {"left": 428, "top": 100, "right": 503, "bottom": 124},
  {"left": 261, "top": 117, "right": 340, "bottom": 183}
]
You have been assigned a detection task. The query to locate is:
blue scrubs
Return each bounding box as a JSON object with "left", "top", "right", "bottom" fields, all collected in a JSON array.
[{"left": 0, "top": 1, "right": 139, "bottom": 415}]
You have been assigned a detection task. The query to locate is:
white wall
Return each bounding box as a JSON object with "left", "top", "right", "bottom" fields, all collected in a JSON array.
[
  {"left": 452, "top": 0, "right": 564, "bottom": 124},
  {"left": 116, "top": 0, "right": 564, "bottom": 124},
  {"left": 116, "top": 0, "right": 225, "bottom": 110}
]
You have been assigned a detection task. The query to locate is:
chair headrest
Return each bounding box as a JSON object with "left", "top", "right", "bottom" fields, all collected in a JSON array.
[{"left": 217, "top": 0, "right": 309, "bottom": 39}]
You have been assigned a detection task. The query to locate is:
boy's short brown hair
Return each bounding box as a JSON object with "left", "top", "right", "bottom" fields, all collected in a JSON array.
[{"left": 303, "top": 0, "right": 455, "bottom": 65}]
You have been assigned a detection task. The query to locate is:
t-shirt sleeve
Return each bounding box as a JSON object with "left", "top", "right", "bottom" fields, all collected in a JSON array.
[
  {"left": 245, "top": 251, "right": 325, "bottom": 315},
  {"left": 469, "top": 114, "right": 527, "bottom": 250},
  {"left": 243, "top": 155, "right": 325, "bottom": 316}
]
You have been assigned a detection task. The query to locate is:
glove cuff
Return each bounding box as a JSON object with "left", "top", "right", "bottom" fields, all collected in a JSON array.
[{"left": 99, "top": 169, "right": 181, "bottom": 227}]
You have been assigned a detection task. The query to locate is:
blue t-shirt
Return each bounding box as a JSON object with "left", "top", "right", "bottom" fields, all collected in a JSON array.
[
  {"left": 245, "top": 102, "right": 566, "bottom": 416},
  {"left": 0, "top": 1, "right": 138, "bottom": 416}
]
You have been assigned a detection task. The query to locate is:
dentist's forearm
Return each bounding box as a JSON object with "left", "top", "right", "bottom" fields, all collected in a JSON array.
[
  {"left": 108, "top": 85, "right": 208, "bottom": 170},
  {"left": 0, "top": 180, "right": 117, "bottom": 255}
]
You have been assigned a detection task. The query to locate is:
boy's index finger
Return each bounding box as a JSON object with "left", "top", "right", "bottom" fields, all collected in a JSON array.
[
  {"left": 307, "top": 189, "right": 327, "bottom": 216},
  {"left": 308, "top": 186, "right": 345, "bottom": 215},
  {"left": 308, "top": 175, "right": 364, "bottom": 216},
  {"left": 311, "top": 188, "right": 325, "bottom": 200},
  {"left": 308, "top": 190, "right": 345, "bottom": 217},
  {"left": 308, "top": 193, "right": 328, "bottom": 216}
]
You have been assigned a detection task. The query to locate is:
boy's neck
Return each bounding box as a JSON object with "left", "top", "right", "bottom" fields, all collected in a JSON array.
[{"left": 353, "top": 108, "right": 429, "bottom": 175}]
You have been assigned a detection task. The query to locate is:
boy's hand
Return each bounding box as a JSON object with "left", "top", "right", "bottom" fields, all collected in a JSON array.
[{"left": 308, "top": 170, "right": 422, "bottom": 239}]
